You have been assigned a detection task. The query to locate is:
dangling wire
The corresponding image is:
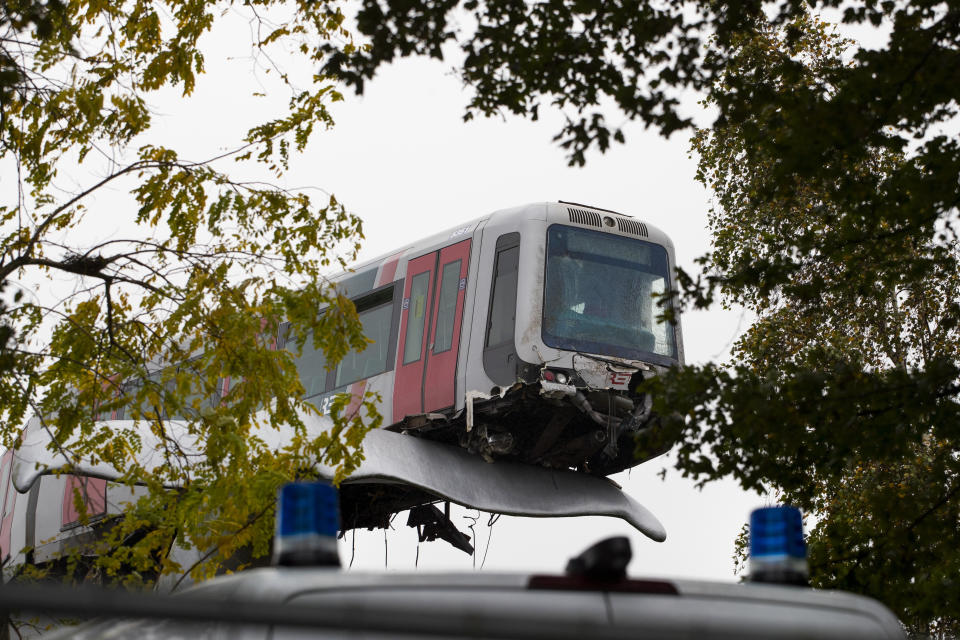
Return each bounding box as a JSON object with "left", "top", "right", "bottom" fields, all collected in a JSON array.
[
  {"left": 349, "top": 528, "right": 356, "bottom": 569},
  {"left": 481, "top": 513, "right": 501, "bottom": 570},
  {"left": 415, "top": 524, "right": 422, "bottom": 568},
  {"left": 384, "top": 528, "right": 388, "bottom": 569},
  {"left": 463, "top": 510, "right": 480, "bottom": 569}
]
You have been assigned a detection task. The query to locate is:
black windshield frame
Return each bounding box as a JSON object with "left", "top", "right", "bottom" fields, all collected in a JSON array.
[{"left": 541, "top": 224, "right": 678, "bottom": 366}]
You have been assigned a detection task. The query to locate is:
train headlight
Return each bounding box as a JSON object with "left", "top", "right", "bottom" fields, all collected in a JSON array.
[{"left": 542, "top": 369, "right": 571, "bottom": 385}]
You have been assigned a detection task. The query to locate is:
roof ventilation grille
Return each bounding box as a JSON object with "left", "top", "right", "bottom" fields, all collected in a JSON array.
[
  {"left": 617, "top": 217, "right": 648, "bottom": 237},
  {"left": 567, "top": 207, "right": 602, "bottom": 228}
]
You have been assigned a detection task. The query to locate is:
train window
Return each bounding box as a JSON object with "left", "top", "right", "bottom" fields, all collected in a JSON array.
[
  {"left": 336, "top": 267, "right": 378, "bottom": 298},
  {"left": 281, "top": 321, "right": 329, "bottom": 400},
  {"left": 284, "top": 283, "right": 400, "bottom": 400},
  {"left": 485, "top": 245, "right": 520, "bottom": 348},
  {"left": 432, "top": 259, "right": 462, "bottom": 354},
  {"left": 403, "top": 271, "right": 431, "bottom": 364},
  {"left": 294, "top": 332, "right": 328, "bottom": 400},
  {"left": 335, "top": 287, "right": 396, "bottom": 387},
  {"left": 483, "top": 233, "right": 522, "bottom": 386},
  {"left": 542, "top": 225, "right": 677, "bottom": 362}
]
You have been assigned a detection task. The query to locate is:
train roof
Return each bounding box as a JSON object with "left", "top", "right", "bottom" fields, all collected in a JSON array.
[{"left": 329, "top": 201, "right": 677, "bottom": 283}]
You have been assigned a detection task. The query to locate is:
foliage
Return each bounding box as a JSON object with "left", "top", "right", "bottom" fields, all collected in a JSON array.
[
  {"left": 645, "top": 16, "right": 960, "bottom": 635},
  {"left": 0, "top": 0, "right": 381, "bottom": 585}
]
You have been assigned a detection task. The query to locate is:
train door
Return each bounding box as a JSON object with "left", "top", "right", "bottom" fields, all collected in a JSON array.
[
  {"left": 393, "top": 240, "right": 471, "bottom": 418},
  {"left": 423, "top": 240, "right": 471, "bottom": 412}
]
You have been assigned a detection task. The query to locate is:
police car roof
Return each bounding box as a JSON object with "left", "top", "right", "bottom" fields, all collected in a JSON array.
[{"left": 47, "top": 566, "right": 904, "bottom": 640}]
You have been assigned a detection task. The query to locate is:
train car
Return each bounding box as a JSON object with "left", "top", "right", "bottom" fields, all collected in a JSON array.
[
  {"left": 298, "top": 200, "right": 683, "bottom": 475},
  {"left": 0, "top": 201, "right": 683, "bottom": 570}
]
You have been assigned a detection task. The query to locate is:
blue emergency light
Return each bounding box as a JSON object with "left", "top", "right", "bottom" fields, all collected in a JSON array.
[
  {"left": 273, "top": 481, "right": 341, "bottom": 567},
  {"left": 749, "top": 505, "right": 808, "bottom": 586}
]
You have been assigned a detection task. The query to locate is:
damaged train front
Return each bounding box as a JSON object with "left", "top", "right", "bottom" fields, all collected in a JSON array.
[{"left": 461, "top": 205, "right": 684, "bottom": 477}]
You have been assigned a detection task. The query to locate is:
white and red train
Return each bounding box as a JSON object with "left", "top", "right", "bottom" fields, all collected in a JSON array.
[
  {"left": 295, "top": 200, "right": 683, "bottom": 473},
  {"left": 0, "top": 201, "right": 683, "bottom": 568}
]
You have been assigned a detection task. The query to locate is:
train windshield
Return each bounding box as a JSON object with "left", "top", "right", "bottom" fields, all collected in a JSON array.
[{"left": 543, "top": 225, "right": 678, "bottom": 363}]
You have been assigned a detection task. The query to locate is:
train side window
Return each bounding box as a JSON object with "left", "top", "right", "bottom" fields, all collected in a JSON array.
[
  {"left": 403, "top": 271, "right": 431, "bottom": 364},
  {"left": 336, "top": 267, "right": 378, "bottom": 298},
  {"left": 485, "top": 240, "right": 520, "bottom": 348},
  {"left": 335, "top": 286, "right": 396, "bottom": 387},
  {"left": 293, "top": 332, "right": 328, "bottom": 400},
  {"left": 483, "top": 233, "right": 521, "bottom": 387},
  {"left": 279, "top": 321, "right": 328, "bottom": 399},
  {"left": 432, "top": 259, "right": 462, "bottom": 354}
]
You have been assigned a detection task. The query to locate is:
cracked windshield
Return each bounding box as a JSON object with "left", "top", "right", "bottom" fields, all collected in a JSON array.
[{"left": 543, "top": 225, "right": 677, "bottom": 362}]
